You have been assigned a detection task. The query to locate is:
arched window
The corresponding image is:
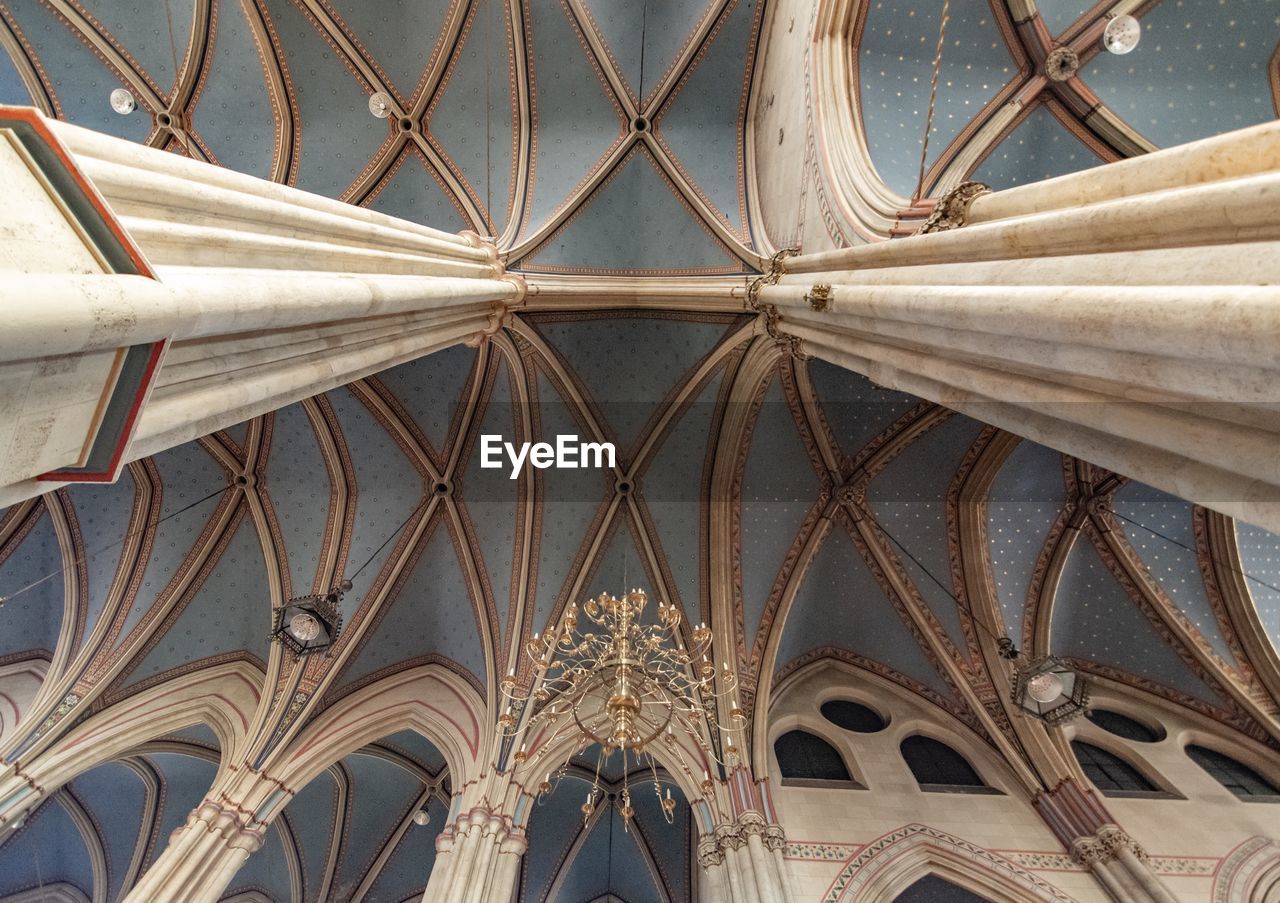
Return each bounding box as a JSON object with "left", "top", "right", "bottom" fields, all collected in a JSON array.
[
  {"left": 1086, "top": 709, "right": 1165, "bottom": 743},
  {"left": 1071, "top": 741, "right": 1164, "bottom": 796},
  {"left": 895, "top": 875, "right": 991, "bottom": 902},
  {"left": 900, "top": 736, "right": 994, "bottom": 793},
  {"left": 821, "top": 699, "right": 888, "bottom": 733},
  {"left": 774, "top": 730, "right": 857, "bottom": 787},
  {"left": 1186, "top": 745, "right": 1280, "bottom": 800}
]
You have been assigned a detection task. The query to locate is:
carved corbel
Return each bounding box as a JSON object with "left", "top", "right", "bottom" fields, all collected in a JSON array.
[{"left": 919, "top": 182, "right": 992, "bottom": 233}]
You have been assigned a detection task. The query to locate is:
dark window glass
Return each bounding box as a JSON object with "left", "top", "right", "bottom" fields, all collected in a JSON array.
[
  {"left": 1086, "top": 709, "right": 1165, "bottom": 743},
  {"left": 895, "top": 875, "right": 990, "bottom": 902},
  {"left": 1186, "top": 745, "right": 1280, "bottom": 799},
  {"left": 774, "top": 730, "right": 853, "bottom": 784},
  {"left": 1071, "top": 741, "right": 1159, "bottom": 795},
  {"left": 900, "top": 736, "right": 986, "bottom": 789},
  {"left": 821, "top": 700, "right": 887, "bottom": 733}
]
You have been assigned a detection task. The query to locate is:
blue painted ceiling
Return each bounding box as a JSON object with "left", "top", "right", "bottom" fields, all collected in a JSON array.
[
  {"left": 0, "top": 0, "right": 762, "bottom": 273},
  {"left": 5, "top": 313, "right": 1280, "bottom": 900},
  {"left": 855, "top": 0, "right": 1279, "bottom": 197}
]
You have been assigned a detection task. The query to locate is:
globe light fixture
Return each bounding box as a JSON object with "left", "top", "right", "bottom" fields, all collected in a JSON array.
[
  {"left": 411, "top": 809, "right": 431, "bottom": 826},
  {"left": 1013, "top": 656, "right": 1088, "bottom": 724},
  {"left": 1102, "top": 15, "right": 1141, "bottom": 55},
  {"left": 271, "top": 584, "right": 347, "bottom": 656},
  {"left": 109, "top": 88, "right": 136, "bottom": 115},
  {"left": 368, "top": 92, "right": 393, "bottom": 119}
]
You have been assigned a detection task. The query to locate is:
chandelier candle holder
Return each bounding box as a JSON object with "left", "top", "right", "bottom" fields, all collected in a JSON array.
[{"left": 498, "top": 587, "right": 744, "bottom": 830}]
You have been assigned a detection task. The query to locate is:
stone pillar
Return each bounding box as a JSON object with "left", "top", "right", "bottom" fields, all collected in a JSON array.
[
  {"left": 754, "top": 119, "right": 1280, "bottom": 532},
  {"left": 122, "top": 797, "right": 265, "bottom": 903},
  {"left": 697, "top": 814, "right": 794, "bottom": 903},
  {"left": 1035, "top": 778, "right": 1178, "bottom": 903},
  {"left": 421, "top": 805, "right": 524, "bottom": 903},
  {"left": 0, "top": 106, "right": 523, "bottom": 505}
]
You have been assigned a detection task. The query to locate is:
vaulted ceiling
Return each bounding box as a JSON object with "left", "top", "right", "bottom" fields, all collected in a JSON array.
[
  {"left": 1, "top": 1, "right": 1279, "bottom": 900},
  {"left": 0, "top": 0, "right": 765, "bottom": 273},
  {"left": 3, "top": 312, "right": 1280, "bottom": 900}
]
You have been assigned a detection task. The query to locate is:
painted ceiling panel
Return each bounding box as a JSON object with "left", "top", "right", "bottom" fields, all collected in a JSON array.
[
  {"left": 324, "top": 0, "right": 452, "bottom": 103},
  {"left": 70, "top": 760, "right": 148, "bottom": 902},
  {"left": 867, "top": 414, "right": 985, "bottom": 655},
  {"left": 70, "top": 474, "right": 137, "bottom": 651},
  {"left": 374, "top": 344, "right": 477, "bottom": 457},
  {"left": 523, "top": 0, "right": 625, "bottom": 233},
  {"left": 367, "top": 147, "right": 470, "bottom": 231},
  {"left": 1234, "top": 521, "right": 1280, "bottom": 656},
  {"left": 78, "top": 0, "right": 193, "bottom": 96},
  {"left": 330, "top": 751, "right": 424, "bottom": 900},
  {"left": 655, "top": 0, "right": 756, "bottom": 234},
  {"left": 1051, "top": 537, "right": 1224, "bottom": 707},
  {"left": 808, "top": 359, "right": 918, "bottom": 465},
  {"left": 223, "top": 820, "right": 294, "bottom": 902},
  {"left": 0, "top": 510, "right": 63, "bottom": 660},
  {"left": 523, "top": 144, "right": 740, "bottom": 274},
  {"left": 580, "top": 518, "right": 660, "bottom": 614},
  {"left": 267, "top": 402, "right": 331, "bottom": 597},
  {"left": 142, "top": 752, "right": 219, "bottom": 873},
  {"left": 521, "top": 770, "right": 590, "bottom": 903},
  {"left": 3, "top": 0, "right": 155, "bottom": 142},
  {"left": 325, "top": 385, "right": 425, "bottom": 620},
  {"left": 740, "top": 371, "right": 819, "bottom": 649},
  {"left": 535, "top": 313, "right": 734, "bottom": 453},
  {"left": 1113, "top": 481, "right": 1234, "bottom": 663},
  {"left": 1036, "top": 0, "right": 1095, "bottom": 37},
  {"left": 191, "top": 0, "right": 276, "bottom": 179},
  {"left": 458, "top": 355, "right": 519, "bottom": 643},
  {"left": 0, "top": 793, "right": 93, "bottom": 899},
  {"left": 278, "top": 767, "right": 339, "bottom": 901},
  {"left": 261, "top": 0, "right": 390, "bottom": 198},
  {"left": 119, "top": 510, "right": 270, "bottom": 689},
  {"left": 987, "top": 439, "right": 1064, "bottom": 641},
  {"left": 364, "top": 794, "right": 446, "bottom": 901},
  {"left": 0, "top": 39, "right": 31, "bottom": 104},
  {"left": 582, "top": 0, "right": 710, "bottom": 104},
  {"left": 1083, "top": 0, "right": 1280, "bottom": 148},
  {"left": 162, "top": 721, "right": 222, "bottom": 750},
  {"left": 971, "top": 104, "right": 1105, "bottom": 190},
  {"left": 554, "top": 794, "right": 669, "bottom": 903},
  {"left": 859, "top": 0, "right": 1018, "bottom": 197},
  {"left": 529, "top": 368, "right": 609, "bottom": 634},
  {"left": 776, "top": 524, "right": 956, "bottom": 703},
  {"left": 378, "top": 728, "right": 448, "bottom": 775},
  {"left": 335, "top": 517, "right": 485, "bottom": 692},
  {"left": 426, "top": 0, "right": 516, "bottom": 235},
  {"left": 115, "top": 444, "right": 229, "bottom": 643},
  {"left": 642, "top": 365, "right": 725, "bottom": 622},
  {"left": 628, "top": 777, "right": 692, "bottom": 903}
]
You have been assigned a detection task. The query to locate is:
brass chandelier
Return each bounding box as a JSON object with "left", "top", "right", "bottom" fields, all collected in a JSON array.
[{"left": 499, "top": 587, "right": 743, "bottom": 829}]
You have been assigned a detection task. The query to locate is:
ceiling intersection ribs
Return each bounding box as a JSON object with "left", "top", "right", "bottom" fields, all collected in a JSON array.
[
  {"left": 561, "top": 0, "right": 638, "bottom": 122},
  {"left": 500, "top": 0, "right": 532, "bottom": 246},
  {"left": 242, "top": 0, "right": 300, "bottom": 184},
  {"left": 644, "top": 0, "right": 734, "bottom": 117},
  {"left": 293, "top": 0, "right": 483, "bottom": 229}
]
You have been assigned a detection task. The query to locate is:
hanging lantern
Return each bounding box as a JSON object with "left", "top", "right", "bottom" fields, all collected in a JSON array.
[
  {"left": 1013, "top": 656, "right": 1088, "bottom": 725},
  {"left": 271, "top": 585, "right": 346, "bottom": 656}
]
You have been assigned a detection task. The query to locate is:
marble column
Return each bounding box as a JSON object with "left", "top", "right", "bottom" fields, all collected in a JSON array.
[
  {"left": 421, "top": 805, "right": 525, "bottom": 903},
  {"left": 697, "top": 814, "right": 795, "bottom": 902},
  {"left": 754, "top": 119, "right": 1280, "bottom": 532},
  {"left": 0, "top": 108, "right": 523, "bottom": 505}
]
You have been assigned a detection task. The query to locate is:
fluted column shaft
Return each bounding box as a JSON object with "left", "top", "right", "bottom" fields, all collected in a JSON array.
[{"left": 757, "top": 120, "right": 1280, "bottom": 531}]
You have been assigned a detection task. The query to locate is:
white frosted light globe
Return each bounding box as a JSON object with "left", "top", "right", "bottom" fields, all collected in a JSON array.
[
  {"left": 412, "top": 809, "right": 431, "bottom": 826},
  {"left": 368, "top": 92, "right": 393, "bottom": 118},
  {"left": 1103, "top": 15, "right": 1141, "bottom": 55},
  {"left": 289, "top": 612, "right": 322, "bottom": 642},
  {"left": 110, "top": 88, "right": 136, "bottom": 115},
  {"left": 1027, "top": 671, "right": 1065, "bottom": 704}
]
